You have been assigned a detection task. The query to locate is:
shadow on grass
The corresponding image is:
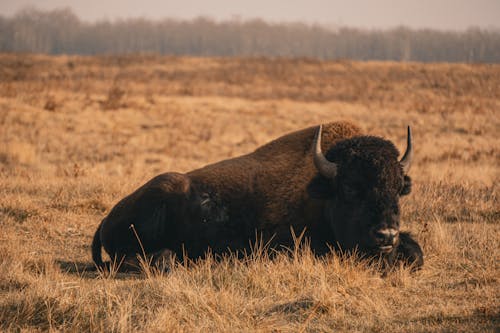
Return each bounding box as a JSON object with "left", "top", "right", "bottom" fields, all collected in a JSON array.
[
  {"left": 55, "top": 260, "right": 141, "bottom": 280},
  {"left": 397, "top": 307, "right": 500, "bottom": 332}
]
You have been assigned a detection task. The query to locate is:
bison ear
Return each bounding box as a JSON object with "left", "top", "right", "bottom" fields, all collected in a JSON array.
[
  {"left": 307, "top": 175, "right": 336, "bottom": 199},
  {"left": 400, "top": 175, "right": 412, "bottom": 196}
]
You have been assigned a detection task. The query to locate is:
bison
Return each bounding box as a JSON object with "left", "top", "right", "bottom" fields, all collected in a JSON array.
[{"left": 91, "top": 121, "right": 423, "bottom": 271}]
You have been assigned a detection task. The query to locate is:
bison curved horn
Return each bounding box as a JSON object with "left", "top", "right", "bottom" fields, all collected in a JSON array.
[
  {"left": 399, "top": 126, "right": 413, "bottom": 173},
  {"left": 313, "top": 125, "right": 338, "bottom": 178}
]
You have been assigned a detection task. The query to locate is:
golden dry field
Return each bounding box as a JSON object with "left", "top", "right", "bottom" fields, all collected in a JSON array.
[{"left": 0, "top": 54, "right": 499, "bottom": 332}]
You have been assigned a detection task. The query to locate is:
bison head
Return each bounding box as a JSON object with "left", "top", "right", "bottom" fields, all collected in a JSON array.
[{"left": 307, "top": 125, "right": 413, "bottom": 256}]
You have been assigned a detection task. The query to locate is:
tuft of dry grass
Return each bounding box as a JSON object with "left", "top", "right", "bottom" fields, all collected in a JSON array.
[
  {"left": 0, "top": 141, "right": 39, "bottom": 167},
  {"left": 0, "top": 54, "right": 498, "bottom": 332}
]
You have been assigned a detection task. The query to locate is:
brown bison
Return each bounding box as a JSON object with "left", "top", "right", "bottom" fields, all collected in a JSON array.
[{"left": 91, "top": 121, "right": 423, "bottom": 271}]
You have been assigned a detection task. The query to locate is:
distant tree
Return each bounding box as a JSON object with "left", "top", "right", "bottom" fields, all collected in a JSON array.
[{"left": 0, "top": 7, "right": 499, "bottom": 62}]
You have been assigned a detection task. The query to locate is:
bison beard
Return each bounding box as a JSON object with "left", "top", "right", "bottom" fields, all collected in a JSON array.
[{"left": 91, "top": 121, "right": 423, "bottom": 273}]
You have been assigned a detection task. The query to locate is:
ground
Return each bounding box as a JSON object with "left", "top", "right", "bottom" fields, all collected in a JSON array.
[{"left": 0, "top": 54, "right": 498, "bottom": 332}]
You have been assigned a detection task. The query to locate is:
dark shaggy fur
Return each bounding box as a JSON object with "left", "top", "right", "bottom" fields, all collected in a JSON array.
[
  {"left": 91, "top": 121, "right": 423, "bottom": 272},
  {"left": 308, "top": 135, "right": 422, "bottom": 269}
]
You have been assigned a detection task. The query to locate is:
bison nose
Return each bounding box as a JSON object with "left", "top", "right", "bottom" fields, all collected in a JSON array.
[{"left": 373, "top": 228, "right": 399, "bottom": 245}]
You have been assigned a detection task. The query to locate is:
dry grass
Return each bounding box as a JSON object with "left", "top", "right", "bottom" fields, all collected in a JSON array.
[{"left": 0, "top": 54, "right": 498, "bottom": 332}]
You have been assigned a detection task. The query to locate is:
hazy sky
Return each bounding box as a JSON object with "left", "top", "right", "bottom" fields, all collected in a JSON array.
[{"left": 1, "top": 0, "right": 499, "bottom": 30}]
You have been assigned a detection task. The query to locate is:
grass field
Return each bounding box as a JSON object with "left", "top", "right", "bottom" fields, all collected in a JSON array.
[{"left": 0, "top": 54, "right": 498, "bottom": 332}]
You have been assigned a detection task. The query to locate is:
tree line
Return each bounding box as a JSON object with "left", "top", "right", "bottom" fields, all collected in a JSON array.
[{"left": 1, "top": 8, "right": 499, "bottom": 62}]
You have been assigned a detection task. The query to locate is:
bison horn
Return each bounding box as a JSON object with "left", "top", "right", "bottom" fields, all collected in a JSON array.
[
  {"left": 313, "top": 125, "right": 338, "bottom": 178},
  {"left": 399, "top": 126, "right": 413, "bottom": 173}
]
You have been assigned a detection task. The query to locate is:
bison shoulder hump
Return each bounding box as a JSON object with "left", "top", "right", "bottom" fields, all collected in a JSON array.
[{"left": 321, "top": 121, "right": 363, "bottom": 142}]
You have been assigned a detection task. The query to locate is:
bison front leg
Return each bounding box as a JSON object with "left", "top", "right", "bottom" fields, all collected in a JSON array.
[
  {"left": 378, "top": 232, "right": 424, "bottom": 273},
  {"left": 388, "top": 232, "right": 424, "bottom": 271}
]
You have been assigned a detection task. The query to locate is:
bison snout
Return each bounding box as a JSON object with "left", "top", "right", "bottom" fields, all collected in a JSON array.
[{"left": 371, "top": 228, "right": 399, "bottom": 250}]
